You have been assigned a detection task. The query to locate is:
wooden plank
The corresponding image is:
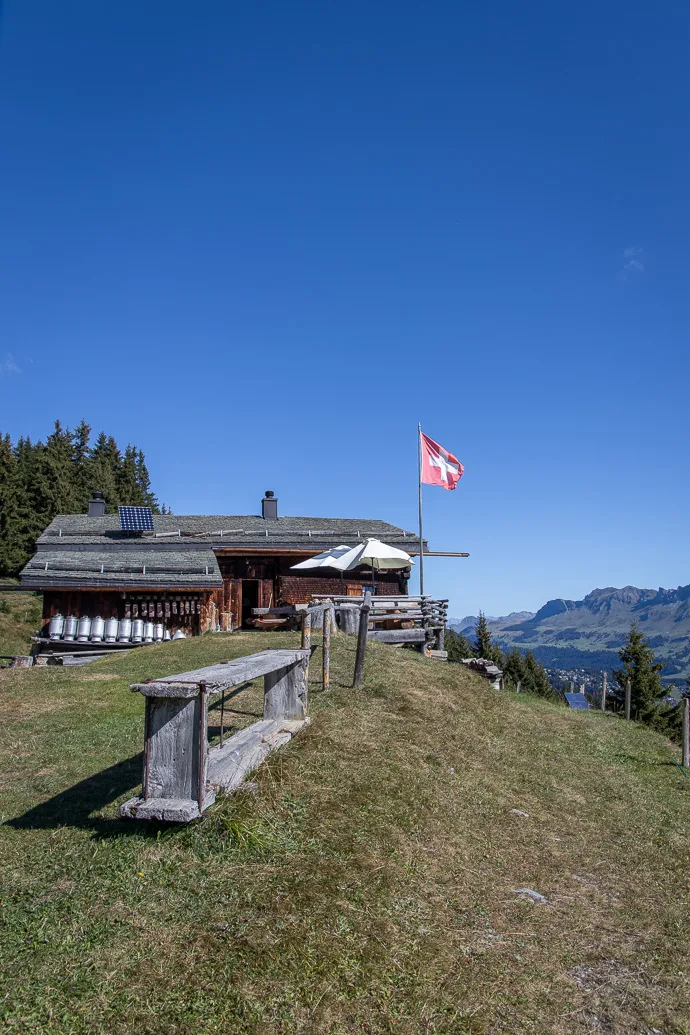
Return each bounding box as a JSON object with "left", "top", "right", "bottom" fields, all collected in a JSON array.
[
  {"left": 131, "top": 649, "right": 310, "bottom": 696},
  {"left": 367, "top": 628, "right": 426, "bottom": 643},
  {"left": 146, "top": 696, "right": 201, "bottom": 800},
  {"left": 252, "top": 606, "right": 297, "bottom": 615},
  {"left": 207, "top": 717, "right": 310, "bottom": 793},
  {"left": 120, "top": 795, "right": 215, "bottom": 823},
  {"left": 264, "top": 658, "right": 308, "bottom": 720}
]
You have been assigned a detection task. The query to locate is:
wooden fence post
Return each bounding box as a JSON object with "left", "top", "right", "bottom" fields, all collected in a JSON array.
[
  {"left": 301, "top": 610, "right": 312, "bottom": 681},
  {"left": 301, "top": 610, "right": 312, "bottom": 650},
  {"left": 682, "top": 697, "right": 689, "bottom": 769},
  {"left": 323, "top": 606, "right": 331, "bottom": 691},
  {"left": 625, "top": 679, "right": 632, "bottom": 721},
  {"left": 601, "top": 671, "right": 607, "bottom": 713},
  {"left": 353, "top": 592, "right": 371, "bottom": 686}
]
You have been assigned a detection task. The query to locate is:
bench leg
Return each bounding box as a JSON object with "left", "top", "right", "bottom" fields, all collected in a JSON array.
[{"left": 264, "top": 660, "right": 308, "bottom": 720}]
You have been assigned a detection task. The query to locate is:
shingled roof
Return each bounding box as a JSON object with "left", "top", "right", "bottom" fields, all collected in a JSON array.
[
  {"left": 20, "top": 512, "right": 423, "bottom": 591},
  {"left": 20, "top": 549, "right": 222, "bottom": 591},
  {"left": 35, "top": 514, "right": 421, "bottom": 551}
]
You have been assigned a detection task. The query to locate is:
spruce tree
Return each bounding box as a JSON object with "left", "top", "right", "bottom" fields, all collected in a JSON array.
[
  {"left": 71, "top": 419, "right": 92, "bottom": 513},
  {"left": 503, "top": 648, "right": 526, "bottom": 691},
  {"left": 13, "top": 436, "right": 48, "bottom": 571},
  {"left": 473, "top": 612, "right": 505, "bottom": 666},
  {"left": 118, "top": 445, "right": 144, "bottom": 504},
  {"left": 135, "top": 450, "right": 159, "bottom": 510},
  {"left": 445, "top": 628, "right": 475, "bottom": 663},
  {"left": 86, "top": 433, "right": 121, "bottom": 509},
  {"left": 522, "top": 651, "right": 555, "bottom": 699},
  {"left": 0, "top": 423, "right": 162, "bottom": 576},
  {"left": 42, "top": 420, "right": 79, "bottom": 515},
  {"left": 0, "top": 433, "right": 22, "bottom": 577},
  {"left": 614, "top": 621, "right": 665, "bottom": 718},
  {"left": 474, "top": 612, "right": 493, "bottom": 659}
]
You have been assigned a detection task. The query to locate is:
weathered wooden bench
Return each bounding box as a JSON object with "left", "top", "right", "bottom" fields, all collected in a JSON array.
[{"left": 120, "top": 648, "right": 310, "bottom": 823}]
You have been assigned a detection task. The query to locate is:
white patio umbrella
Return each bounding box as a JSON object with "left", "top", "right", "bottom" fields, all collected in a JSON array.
[
  {"left": 333, "top": 538, "right": 414, "bottom": 590},
  {"left": 290, "top": 546, "right": 354, "bottom": 570},
  {"left": 290, "top": 545, "right": 355, "bottom": 591}
]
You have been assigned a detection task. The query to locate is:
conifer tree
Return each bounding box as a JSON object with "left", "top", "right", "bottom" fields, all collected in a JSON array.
[
  {"left": 503, "top": 647, "right": 526, "bottom": 691},
  {"left": 12, "top": 436, "right": 48, "bottom": 570},
  {"left": 473, "top": 612, "right": 505, "bottom": 666},
  {"left": 86, "top": 433, "right": 121, "bottom": 509},
  {"left": 42, "top": 421, "right": 80, "bottom": 515},
  {"left": 118, "top": 445, "right": 144, "bottom": 504},
  {"left": 0, "top": 422, "right": 161, "bottom": 577},
  {"left": 522, "top": 651, "right": 555, "bottom": 699},
  {"left": 135, "top": 450, "right": 158, "bottom": 510},
  {"left": 614, "top": 621, "right": 665, "bottom": 718},
  {"left": 474, "top": 612, "right": 493, "bottom": 659},
  {"left": 0, "top": 433, "right": 22, "bottom": 577},
  {"left": 71, "top": 419, "right": 92, "bottom": 513},
  {"left": 445, "top": 627, "right": 475, "bottom": 663}
]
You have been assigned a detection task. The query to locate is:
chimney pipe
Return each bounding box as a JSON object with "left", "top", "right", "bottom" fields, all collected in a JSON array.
[
  {"left": 88, "top": 491, "right": 106, "bottom": 517},
  {"left": 262, "top": 490, "right": 278, "bottom": 520}
]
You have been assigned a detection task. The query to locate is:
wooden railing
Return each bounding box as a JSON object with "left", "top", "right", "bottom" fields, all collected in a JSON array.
[{"left": 311, "top": 594, "right": 448, "bottom": 652}]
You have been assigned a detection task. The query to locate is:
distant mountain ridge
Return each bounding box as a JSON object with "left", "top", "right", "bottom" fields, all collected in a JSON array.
[
  {"left": 450, "top": 585, "right": 690, "bottom": 679},
  {"left": 455, "top": 611, "right": 535, "bottom": 631}
]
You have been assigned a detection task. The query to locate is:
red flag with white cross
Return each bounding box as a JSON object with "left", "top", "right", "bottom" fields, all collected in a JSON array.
[{"left": 420, "top": 432, "right": 464, "bottom": 490}]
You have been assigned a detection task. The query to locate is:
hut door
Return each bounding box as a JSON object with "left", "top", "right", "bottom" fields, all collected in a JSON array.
[
  {"left": 259, "top": 578, "right": 274, "bottom": 609},
  {"left": 241, "top": 580, "right": 260, "bottom": 628}
]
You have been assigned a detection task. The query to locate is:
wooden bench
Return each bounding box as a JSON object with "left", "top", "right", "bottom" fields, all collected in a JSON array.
[{"left": 120, "top": 648, "right": 310, "bottom": 823}]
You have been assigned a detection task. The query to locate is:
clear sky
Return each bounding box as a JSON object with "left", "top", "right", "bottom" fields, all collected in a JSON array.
[{"left": 1, "top": 1, "right": 689, "bottom": 618}]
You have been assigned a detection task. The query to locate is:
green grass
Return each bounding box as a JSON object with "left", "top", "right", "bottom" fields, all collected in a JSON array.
[
  {"left": 0, "top": 589, "right": 43, "bottom": 658},
  {"left": 1, "top": 631, "right": 689, "bottom": 1034}
]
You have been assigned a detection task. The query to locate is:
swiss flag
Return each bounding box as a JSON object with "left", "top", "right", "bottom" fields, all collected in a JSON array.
[{"left": 421, "top": 432, "right": 464, "bottom": 490}]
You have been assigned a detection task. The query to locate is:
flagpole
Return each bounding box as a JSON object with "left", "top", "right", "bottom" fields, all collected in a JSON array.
[{"left": 417, "top": 422, "right": 424, "bottom": 595}]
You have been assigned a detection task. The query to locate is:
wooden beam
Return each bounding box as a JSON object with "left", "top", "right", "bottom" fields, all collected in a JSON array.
[
  {"left": 404, "top": 551, "right": 469, "bottom": 557},
  {"left": 367, "top": 628, "right": 426, "bottom": 643},
  {"left": 131, "top": 649, "right": 310, "bottom": 697}
]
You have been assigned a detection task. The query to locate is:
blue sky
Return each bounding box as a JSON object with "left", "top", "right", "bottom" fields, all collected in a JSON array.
[{"left": 1, "top": 1, "right": 689, "bottom": 617}]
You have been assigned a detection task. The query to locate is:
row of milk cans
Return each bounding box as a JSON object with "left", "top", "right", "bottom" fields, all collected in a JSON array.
[{"left": 47, "top": 614, "right": 180, "bottom": 643}]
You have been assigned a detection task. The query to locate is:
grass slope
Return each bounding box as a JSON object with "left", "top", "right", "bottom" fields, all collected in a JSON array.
[
  {"left": 0, "top": 589, "right": 43, "bottom": 657},
  {"left": 1, "top": 632, "right": 688, "bottom": 1034}
]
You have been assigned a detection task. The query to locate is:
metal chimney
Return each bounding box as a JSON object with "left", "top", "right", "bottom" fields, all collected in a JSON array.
[
  {"left": 88, "top": 491, "right": 106, "bottom": 517},
  {"left": 262, "top": 490, "right": 278, "bottom": 520}
]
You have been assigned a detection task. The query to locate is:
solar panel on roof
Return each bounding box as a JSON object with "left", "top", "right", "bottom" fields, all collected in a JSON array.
[
  {"left": 565, "top": 692, "right": 590, "bottom": 710},
  {"left": 118, "top": 506, "right": 154, "bottom": 532}
]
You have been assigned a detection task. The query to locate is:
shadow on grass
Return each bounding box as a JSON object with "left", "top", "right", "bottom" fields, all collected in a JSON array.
[
  {"left": 612, "top": 752, "right": 681, "bottom": 768},
  {"left": 5, "top": 753, "right": 147, "bottom": 836}
]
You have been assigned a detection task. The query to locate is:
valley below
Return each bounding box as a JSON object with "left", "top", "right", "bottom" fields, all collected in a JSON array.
[{"left": 452, "top": 584, "right": 690, "bottom": 683}]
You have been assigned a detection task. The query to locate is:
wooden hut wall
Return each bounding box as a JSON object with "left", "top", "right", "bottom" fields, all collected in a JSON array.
[
  {"left": 214, "top": 552, "right": 407, "bottom": 627},
  {"left": 41, "top": 589, "right": 208, "bottom": 637}
]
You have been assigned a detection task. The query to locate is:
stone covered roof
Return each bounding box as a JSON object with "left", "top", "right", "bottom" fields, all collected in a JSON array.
[
  {"left": 21, "top": 512, "right": 423, "bottom": 590},
  {"left": 20, "top": 549, "right": 222, "bottom": 590},
  {"left": 36, "top": 514, "right": 421, "bottom": 551}
]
